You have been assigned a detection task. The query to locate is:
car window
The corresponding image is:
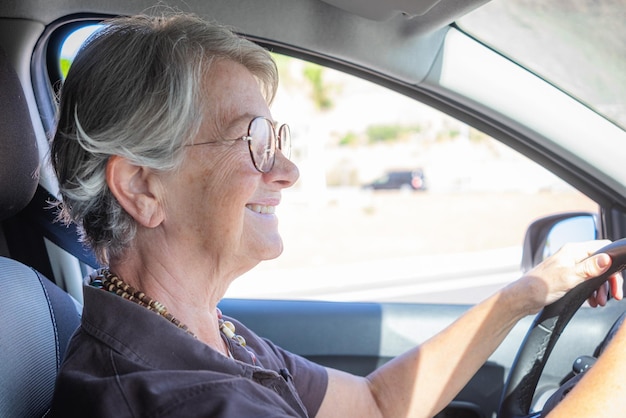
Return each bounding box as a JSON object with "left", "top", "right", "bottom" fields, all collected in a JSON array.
[
  {"left": 458, "top": 0, "right": 626, "bottom": 131},
  {"left": 59, "top": 24, "right": 103, "bottom": 79},
  {"left": 57, "top": 26, "right": 597, "bottom": 305}
]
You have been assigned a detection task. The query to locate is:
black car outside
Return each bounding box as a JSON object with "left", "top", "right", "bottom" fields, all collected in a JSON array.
[{"left": 364, "top": 170, "right": 426, "bottom": 191}]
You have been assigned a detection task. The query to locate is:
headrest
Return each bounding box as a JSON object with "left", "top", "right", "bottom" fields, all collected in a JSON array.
[{"left": 0, "top": 46, "right": 39, "bottom": 220}]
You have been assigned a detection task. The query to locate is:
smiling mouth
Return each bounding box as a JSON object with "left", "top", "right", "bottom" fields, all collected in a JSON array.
[{"left": 246, "top": 204, "right": 276, "bottom": 214}]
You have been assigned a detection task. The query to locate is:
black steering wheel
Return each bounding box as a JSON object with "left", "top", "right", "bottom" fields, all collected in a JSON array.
[{"left": 498, "top": 238, "right": 626, "bottom": 418}]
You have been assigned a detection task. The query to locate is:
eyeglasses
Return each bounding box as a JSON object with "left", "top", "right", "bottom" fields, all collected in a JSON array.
[{"left": 188, "top": 116, "right": 291, "bottom": 173}]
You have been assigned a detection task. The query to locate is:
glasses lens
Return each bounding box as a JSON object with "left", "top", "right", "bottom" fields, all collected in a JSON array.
[
  {"left": 249, "top": 117, "right": 276, "bottom": 172},
  {"left": 278, "top": 124, "right": 291, "bottom": 160}
]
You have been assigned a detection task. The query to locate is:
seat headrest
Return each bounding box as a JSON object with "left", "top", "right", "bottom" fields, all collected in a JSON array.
[{"left": 0, "top": 46, "right": 39, "bottom": 221}]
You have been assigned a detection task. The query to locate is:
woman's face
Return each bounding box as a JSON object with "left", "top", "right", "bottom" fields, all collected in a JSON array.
[{"left": 158, "top": 59, "right": 299, "bottom": 277}]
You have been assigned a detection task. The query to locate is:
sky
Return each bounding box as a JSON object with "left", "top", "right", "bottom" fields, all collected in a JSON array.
[{"left": 60, "top": 25, "right": 102, "bottom": 59}]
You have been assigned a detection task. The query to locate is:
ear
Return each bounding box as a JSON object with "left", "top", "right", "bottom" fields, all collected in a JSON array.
[{"left": 106, "top": 155, "right": 165, "bottom": 228}]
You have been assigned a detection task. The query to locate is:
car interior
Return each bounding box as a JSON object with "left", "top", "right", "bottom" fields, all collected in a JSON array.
[
  {"left": 1, "top": 0, "right": 625, "bottom": 417},
  {"left": 0, "top": 45, "right": 81, "bottom": 418}
]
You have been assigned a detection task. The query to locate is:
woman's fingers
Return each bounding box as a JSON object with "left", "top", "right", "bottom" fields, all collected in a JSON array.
[
  {"left": 587, "top": 282, "right": 608, "bottom": 307},
  {"left": 610, "top": 273, "right": 624, "bottom": 300},
  {"left": 522, "top": 241, "right": 622, "bottom": 313},
  {"left": 585, "top": 253, "right": 623, "bottom": 307},
  {"left": 560, "top": 249, "right": 610, "bottom": 308},
  {"left": 578, "top": 252, "right": 611, "bottom": 278}
]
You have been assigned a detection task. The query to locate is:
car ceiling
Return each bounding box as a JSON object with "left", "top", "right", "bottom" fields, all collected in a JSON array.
[
  {"left": 2, "top": 0, "right": 488, "bottom": 84},
  {"left": 4, "top": 0, "right": 489, "bottom": 27}
]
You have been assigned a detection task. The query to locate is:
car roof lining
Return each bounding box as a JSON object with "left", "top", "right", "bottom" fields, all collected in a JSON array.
[
  {"left": 5, "top": 0, "right": 462, "bottom": 84},
  {"left": 4, "top": 0, "right": 490, "bottom": 29},
  {"left": 320, "top": 0, "right": 490, "bottom": 24}
]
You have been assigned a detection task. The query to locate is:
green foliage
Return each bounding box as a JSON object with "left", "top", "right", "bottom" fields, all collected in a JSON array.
[
  {"left": 303, "top": 63, "right": 334, "bottom": 111},
  {"left": 339, "top": 131, "right": 358, "bottom": 146},
  {"left": 469, "top": 127, "right": 489, "bottom": 143},
  {"left": 365, "top": 124, "right": 421, "bottom": 144},
  {"left": 435, "top": 123, "right": 463, "bottom": 142},
  {"left": 271, "top": 53, "right": 293, "bottom": 86},
  {"left": 448, "top": 128, "right": 460, "bottom": 139},
  {"left": 60, "top": 58, "right": 72, "bottom": 79}
]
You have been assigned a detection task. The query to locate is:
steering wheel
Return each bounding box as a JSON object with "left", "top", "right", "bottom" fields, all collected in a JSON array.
[{"left": 498, "top": 238, "right": 626, "bottom": 418}]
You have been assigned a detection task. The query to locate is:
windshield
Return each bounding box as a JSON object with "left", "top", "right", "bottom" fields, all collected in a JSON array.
[{"left": 458, "top": 0, "right": 626, "bottom": 130}]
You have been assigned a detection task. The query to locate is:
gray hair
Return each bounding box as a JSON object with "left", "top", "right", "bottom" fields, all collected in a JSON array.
[{"left": 50, "top": 13, "right": 279, "bottom": 264}]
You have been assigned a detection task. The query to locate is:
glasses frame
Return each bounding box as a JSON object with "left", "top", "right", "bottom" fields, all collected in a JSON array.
[{"left": 188, "top": 116, "right": 290, "bottom": 173}]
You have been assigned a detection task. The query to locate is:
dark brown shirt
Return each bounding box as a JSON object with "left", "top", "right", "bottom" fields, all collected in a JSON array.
[{"left": 51, "top": 285, "right": 328, "bottom": 417}]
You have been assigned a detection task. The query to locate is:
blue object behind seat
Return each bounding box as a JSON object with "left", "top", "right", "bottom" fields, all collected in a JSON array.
[{"left": 0, "top": 44, "right": 82, "bottom": 417}]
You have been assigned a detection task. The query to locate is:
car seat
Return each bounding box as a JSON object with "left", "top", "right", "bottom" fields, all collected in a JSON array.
[{"left": 0, "top": 45, "right": 82, "bottom": 418}]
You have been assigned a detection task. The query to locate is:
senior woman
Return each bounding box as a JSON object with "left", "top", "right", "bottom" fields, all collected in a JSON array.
[{"left": 50, "top": 13, "right": 622, "bottom": 418}]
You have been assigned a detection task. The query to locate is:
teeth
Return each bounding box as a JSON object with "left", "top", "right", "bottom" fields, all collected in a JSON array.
[{"left": 246, "top": 204, "right": 276, "bottom": 214}]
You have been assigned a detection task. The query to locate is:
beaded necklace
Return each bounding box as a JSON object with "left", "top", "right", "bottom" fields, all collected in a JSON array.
[
  {"left": 91, "top": 269, "right": 256, "bottom": 364},
  {"left": 92, "top": 269, "right": 193, "bottom": 335}
]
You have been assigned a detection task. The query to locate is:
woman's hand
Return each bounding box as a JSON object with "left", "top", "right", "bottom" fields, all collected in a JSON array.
[
  {"left": 514, "top": 240, "right": 624, "bottom": 316},
  {"left": 320, "top": 239, "right": 625, "bottom": 418}
]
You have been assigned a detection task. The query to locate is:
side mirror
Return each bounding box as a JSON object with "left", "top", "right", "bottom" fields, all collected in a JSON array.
[{"left": 521, "top": 212, "right": 597, "bottom": 272}]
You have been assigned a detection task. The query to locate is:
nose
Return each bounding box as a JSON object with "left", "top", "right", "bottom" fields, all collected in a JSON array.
[{"left": 266, "top": 149, "right": 299, "bottom": 187}]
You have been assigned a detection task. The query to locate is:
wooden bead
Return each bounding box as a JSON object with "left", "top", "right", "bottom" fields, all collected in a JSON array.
[
  {"left": 235, "top": 335, "right": 246, "bottom": 347},
  {"left": 222, "top": 320, "right": 236, "bottom": 333},
  {"left": 221, "top": 325, "right": 235, "bottom": 339}
]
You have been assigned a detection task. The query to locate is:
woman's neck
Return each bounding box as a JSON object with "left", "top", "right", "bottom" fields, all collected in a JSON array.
[{"left": 107, "top": 256, "right": 232, "bottom": 355}]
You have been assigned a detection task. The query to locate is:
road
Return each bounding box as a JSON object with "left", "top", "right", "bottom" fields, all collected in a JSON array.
[
  {"left": 225, "top": 189, "right": 596, "bottom": 304},
  {"left": 228, "top": 247, "right": 521, "bottom": 304}
]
